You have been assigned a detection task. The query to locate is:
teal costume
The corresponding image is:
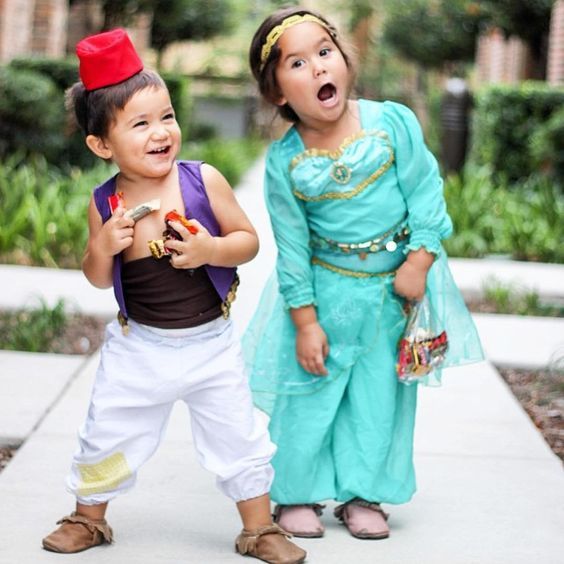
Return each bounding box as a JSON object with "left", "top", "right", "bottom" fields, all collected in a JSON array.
[{"left": 243, "top": 100, "right": 483, "bottom": 505}]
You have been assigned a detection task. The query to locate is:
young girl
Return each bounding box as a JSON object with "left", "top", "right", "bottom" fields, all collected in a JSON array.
[
  {"left": 41, "top": 28, "right": 306, "bottom": 564},
  {"left": 244, "top": 7, "right": 483, "bottom": 540}
]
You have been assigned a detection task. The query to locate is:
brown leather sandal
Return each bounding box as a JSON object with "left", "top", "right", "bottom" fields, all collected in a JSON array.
[
  {"left": 235, "top": 523, "right": 306, "bottom": 564},
  {"left": 334, "top": 498, "right": 390, "bottom": 540},
  {"left": 42, "top": 512, "right": 113, "bottom": 553}
]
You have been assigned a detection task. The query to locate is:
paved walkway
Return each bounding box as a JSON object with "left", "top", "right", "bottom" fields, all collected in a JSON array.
[{"left": 0, "top": 157, "right": 563, "bottom": 563}]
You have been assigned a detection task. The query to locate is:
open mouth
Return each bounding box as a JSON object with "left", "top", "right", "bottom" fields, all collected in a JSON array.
[
  {"left": 317, "top": 83, "right": 337, "bottom": 103},
  {"left": 148, "top": 146, "right": 170, "bottom": 155}
]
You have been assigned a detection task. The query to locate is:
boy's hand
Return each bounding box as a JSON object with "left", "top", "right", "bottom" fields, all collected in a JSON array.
[
  {"left": 166, "top": 219, "right": 218, "bottom": 270},
  {"left": 296, "top": 322, "right": 329, "bottom": 376},
  {"left": 96, "top": 207, "right": 135, "bottom": 256}
]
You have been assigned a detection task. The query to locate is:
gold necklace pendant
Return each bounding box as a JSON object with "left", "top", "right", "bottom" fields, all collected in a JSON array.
[{"left": 330, "top": 161, "right": 352, "bottom": 184}]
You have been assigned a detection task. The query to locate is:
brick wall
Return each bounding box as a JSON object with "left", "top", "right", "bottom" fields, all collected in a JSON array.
[
  {"left": 547, "top": 0, "right": 564, "bottom": 84},
  {"left": 0, "top": 0, "right": 34, "bottom": 62},
  {"left": 0, "top": 0, "right": 67, "bottom": 62},
  {"left": 31, "top": 0, "right": 67, "bottom": 56},
  {"left": 475, "top": 27, "right": 531, "bottom": 85}
]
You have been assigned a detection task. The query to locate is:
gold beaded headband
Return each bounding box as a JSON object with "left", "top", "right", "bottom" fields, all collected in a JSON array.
[{"left": 259, "top": 14, "right": 332, "bottom": 71}]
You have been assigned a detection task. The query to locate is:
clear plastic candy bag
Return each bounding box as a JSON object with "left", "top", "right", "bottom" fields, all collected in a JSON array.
[{"left": 396, "top": 295, "right": 449, "bottom": 385}]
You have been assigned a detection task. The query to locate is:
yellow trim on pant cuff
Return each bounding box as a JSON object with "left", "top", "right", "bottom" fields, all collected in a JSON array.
[{"left": 77, "top": 452, "right": 132, "bottom": 496}]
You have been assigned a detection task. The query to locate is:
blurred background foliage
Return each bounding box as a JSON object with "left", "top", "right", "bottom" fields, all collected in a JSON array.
[{"left": 0, "top": 0, "right": 562, "bottom": 267}]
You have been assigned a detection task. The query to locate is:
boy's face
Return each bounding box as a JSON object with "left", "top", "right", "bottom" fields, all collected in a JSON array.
[{"left": 89, "top": 86, "right": 181, "bottom": 180}]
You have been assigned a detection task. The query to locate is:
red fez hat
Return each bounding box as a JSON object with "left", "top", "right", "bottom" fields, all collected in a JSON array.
[{"left": 76, "top": 28, "right": 143, "bottom": 91}]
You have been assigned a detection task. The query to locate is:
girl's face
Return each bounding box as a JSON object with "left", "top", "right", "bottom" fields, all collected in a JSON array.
[
  {"left": 96, "top": 86, "right": 181, "bottom": 181},
  {"left": 274, "top": 21, "right": 350, "bottom": 129}
]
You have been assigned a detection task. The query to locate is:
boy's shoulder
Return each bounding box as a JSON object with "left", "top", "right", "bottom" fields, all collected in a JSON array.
[
  {"left": 93, "top": 174, "right": 118, "bottom": 221},
  {"left": 177, "top": 159, "right": 203, "bottom": 172}
]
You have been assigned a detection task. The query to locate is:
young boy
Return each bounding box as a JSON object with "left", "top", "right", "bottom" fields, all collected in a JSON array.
[{"left": 42, "top": 28, "right": 305, "bottom": 564}]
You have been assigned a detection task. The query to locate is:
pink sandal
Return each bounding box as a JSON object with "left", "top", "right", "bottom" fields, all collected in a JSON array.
[
  {"left": 273, "top": 504, "right": 325, "bottom": 538},
  {"left": 334, "top": 498, "right": 390, "bottom": 540}
]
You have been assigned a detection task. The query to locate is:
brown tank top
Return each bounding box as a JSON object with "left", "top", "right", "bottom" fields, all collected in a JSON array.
[{"left": 122, "top": 257, "right": 222, "bottom": 329}]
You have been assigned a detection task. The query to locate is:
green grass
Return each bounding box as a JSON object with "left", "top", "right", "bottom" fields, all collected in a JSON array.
[
  {"left": 0, "top": 299, "right": 67, "bottom": 352},
  {"left": 479, "top": 278, "right": 564, "bottom": 317}
]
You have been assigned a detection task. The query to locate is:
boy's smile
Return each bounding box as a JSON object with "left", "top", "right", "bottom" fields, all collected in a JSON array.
[{"left": 92, "top": 86, "right": 181, "bottom": 183}]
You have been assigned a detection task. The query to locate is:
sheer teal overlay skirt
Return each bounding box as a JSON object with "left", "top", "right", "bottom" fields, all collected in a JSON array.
[
  {"left": 242, "top": 248, "right": 483, "bottom": 504},
  {"left": 243, "top": 248, "right": 484, "bottom": 415}
]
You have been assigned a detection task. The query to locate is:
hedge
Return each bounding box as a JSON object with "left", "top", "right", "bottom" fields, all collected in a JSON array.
[{"left": 469, "top": 82, "right": 564, "bottom": 187}]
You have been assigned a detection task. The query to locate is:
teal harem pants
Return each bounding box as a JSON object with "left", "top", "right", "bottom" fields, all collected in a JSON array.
[{"left": 247, "top": 265, "right": 418, "bottom": 506}]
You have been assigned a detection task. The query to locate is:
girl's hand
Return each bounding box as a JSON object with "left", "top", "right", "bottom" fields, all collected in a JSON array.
[
  {"left": 393, "top": 248, "right": 435, "bottom": 301},
  {"left": 394, "top": 261, "right": 427, "bottom": 301},
  {"left": 296, "top": 322, "right": 329, "bottom": 376},
  {"left": 96, "top": 207, "right": 135, "bottom": 256},
  {"left": 165, "top": 219, "right": 218, "bottom": 270}
]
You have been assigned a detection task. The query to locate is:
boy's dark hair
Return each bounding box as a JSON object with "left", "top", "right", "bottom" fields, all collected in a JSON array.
[
  {"left": 249, "top": 6, "right": 355, "bottom": 124},
  {"left": 65, "top": 69, "right": 166, "bottom": 138}
]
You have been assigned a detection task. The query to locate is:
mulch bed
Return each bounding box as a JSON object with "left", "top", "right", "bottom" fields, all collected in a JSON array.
[
  {"left": 50, "top": 314, "right": 107, "bottom": 355},
  {"left": 498, "top": 367, "right": 564, "bottom": 462},
  {"left": 0, "top": 447, "right": 17, "bottom": 473}
]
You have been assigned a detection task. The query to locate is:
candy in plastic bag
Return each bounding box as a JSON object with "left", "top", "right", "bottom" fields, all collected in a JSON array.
[{"left": 396, "top": 295, "right": 448, "bottom": 384}]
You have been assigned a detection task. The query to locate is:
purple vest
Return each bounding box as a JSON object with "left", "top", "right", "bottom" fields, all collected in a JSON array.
[{"left": 93, "top": 160, "right": 237, "bottom": 322}]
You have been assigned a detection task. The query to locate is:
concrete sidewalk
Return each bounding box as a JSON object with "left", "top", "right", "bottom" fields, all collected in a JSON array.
[{"left": 1, "top": 157, "right": 563, "bottom": 563}]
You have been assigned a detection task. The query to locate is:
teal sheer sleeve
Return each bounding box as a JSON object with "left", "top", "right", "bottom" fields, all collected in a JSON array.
[
  {"left": 264, "top": 142, "right": 316, "bottom": 309},
  {"left": 384, "top": 101, "right": 453, "bottom": 255}
]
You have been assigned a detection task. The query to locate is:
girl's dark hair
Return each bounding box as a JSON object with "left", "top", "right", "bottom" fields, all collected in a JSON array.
[
  {"left": 65, "top": 69, "right": 166, "bottom": 138},
  {"left": 249, "top": 6, "right": 355, "bottom": 123}
]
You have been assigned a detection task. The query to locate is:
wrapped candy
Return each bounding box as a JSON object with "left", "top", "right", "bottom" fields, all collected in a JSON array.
[
  {"left": 396, "top": 295, "right": 448, "bottom": 385},
  {"left": 148, "top": 210, "right": 198, "bottom": 259},
  {"left": 107, "top": 192, "right": 161, "bottom": 222},
  {"left": 125, "top": 199, "right": 161, "bottom": 222},
  {"left": 162, "top": 210, "right": 199, "bottom": 236},
  {"left": 108, "top": 192, "right": 124, "bottom": 213}
]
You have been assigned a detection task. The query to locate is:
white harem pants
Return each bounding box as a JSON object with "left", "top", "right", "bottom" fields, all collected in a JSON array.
[{"left": 66, "top": 316, "right": 275, "bottom": 505}]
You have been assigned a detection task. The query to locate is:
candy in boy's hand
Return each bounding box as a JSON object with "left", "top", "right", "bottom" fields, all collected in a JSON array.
[
  {"left": 124, "top": 199, "right": 161, "bottom": 222},
  {"left": 108, "top": 192, "right": 124, "bottom": 214},
  {"left": 107, "top": 192, "right": 161, "bottom": 222},
  {"left": 147, "top": 209, "right": 198, "bottom": 259},
  {"left": 148, "top": 239, "right": 168, "bottom": 259},
  {"left": 164, "top": 210, "right": 199, "bottom": 235}
]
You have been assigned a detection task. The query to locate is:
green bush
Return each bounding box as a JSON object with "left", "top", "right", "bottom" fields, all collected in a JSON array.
[
  {"left": 0, "top": 154, "right": 111, "bottom": 268},
  {"left": 9, "top": 57, "right": 78, "bottom": 91},
  {"left": 444, "top": 165, "right": 564, "bottom": 262},
  {"left": 496, "top": 175, "right": 564, "bottom": 262},
  {"left": 530, "top": 106, "right": 564, "bottom": 183},
  {"left": 0, "top": 66, "right": 65, "bottom": 163},
  {"left": 469, "top": 82, "right": 564, "bottom": 186},
  {"left": 443, "top": 165, "right": 505, "bottom": 257}
]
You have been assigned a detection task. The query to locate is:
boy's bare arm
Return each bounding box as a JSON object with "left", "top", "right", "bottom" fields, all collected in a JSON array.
[
  {"left": 204, "top": 164, "right": 259, "bottom": 266},
  {"left": 166, "top": 164, "right": 259, "bottom": 269},
  {"left": 82, "top": 197, "right": 134, "bottom": 288}
]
